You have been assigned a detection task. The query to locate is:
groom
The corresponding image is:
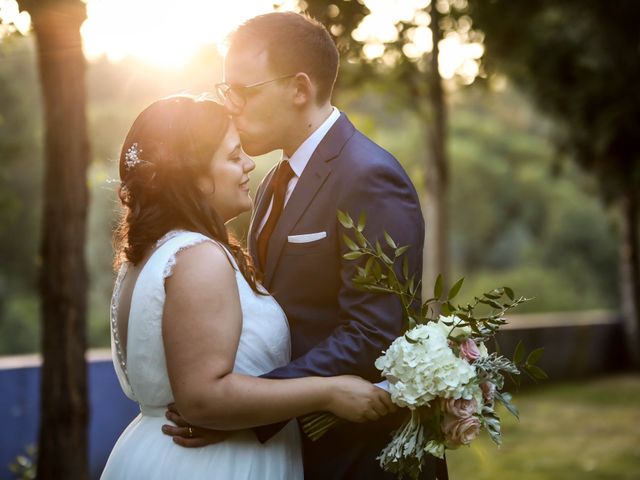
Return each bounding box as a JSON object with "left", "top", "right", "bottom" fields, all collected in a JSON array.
[{"left": 167, "top": 12, "right": 447, "bottom": 479}]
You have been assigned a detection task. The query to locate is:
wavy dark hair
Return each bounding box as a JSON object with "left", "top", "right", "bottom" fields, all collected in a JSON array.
[{"left": 113, "top": 95, "right": 261, "bottom": 292}]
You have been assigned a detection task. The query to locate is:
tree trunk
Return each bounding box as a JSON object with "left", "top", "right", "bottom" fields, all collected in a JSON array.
[
  {"left": 24, "top": 1, "right": 91, "bottom": 478},
  {"left": 619, "top": 189, "right": 640, "bottom": 368},
  {"left": 423, "top": 2, "right": 449, "bottom": 296}
]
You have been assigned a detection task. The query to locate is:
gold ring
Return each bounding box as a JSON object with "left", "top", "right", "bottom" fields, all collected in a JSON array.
[{"left": 187, "top": 426, "right": 194, "bottom": 438}]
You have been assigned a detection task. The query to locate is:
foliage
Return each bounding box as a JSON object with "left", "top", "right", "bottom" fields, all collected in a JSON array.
[
  {"left": 8, "top": 445, "right": 37, "bottom": 480},
  {"left": 468, "top": 0, "right": 640, "bottom": 200}
]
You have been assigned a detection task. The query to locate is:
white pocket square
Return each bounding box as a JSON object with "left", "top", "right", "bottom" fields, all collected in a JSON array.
[{"left": 287, "top": 231, "right": 327, "bottom": 244}]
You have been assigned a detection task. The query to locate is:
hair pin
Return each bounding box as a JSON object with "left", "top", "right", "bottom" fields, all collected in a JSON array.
[{"left": 124, "top": 143, "right": 145, "bottom": 170}]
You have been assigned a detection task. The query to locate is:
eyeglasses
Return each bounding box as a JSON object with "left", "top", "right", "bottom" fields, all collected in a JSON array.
[{"left": 215, "top": 74, "right": 296, "bottom": 110}]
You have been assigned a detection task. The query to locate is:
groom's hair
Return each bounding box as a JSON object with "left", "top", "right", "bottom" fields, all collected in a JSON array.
[{"left": 227, "top": 12, "right": 339, "bottom": 104}]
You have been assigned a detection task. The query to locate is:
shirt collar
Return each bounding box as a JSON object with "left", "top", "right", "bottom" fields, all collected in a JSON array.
[{"left": 284, "top": 106, "right": 341, "bottom": 177}]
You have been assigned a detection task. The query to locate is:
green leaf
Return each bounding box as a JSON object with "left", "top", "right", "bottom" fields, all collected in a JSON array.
[
  {"left": 526, "top": 365, "right": 549, "bottom": 381},
  {"left": 448, "top": 277, "right": 464, "bottom": 301},
  {"left": 364, "top": 257, "right": 375, "bottom": 276},
  {"left": 343, "top": 251, "right": 363, "bottom": 260},
  {"left": 384, "top": 231, "right": 397, "bottom": 249},
  {"left": 504, "top": 286, "right": 515, "bottom": 301},
  {"left": 513, "top": 340, "right": 525, "bottom": 365},
  {"left": 337, "top": 210, "right": 353, "bottom": 229},
  {"left": 375, "top": 240, "right": 383, "bottom": 257},
  {"left": 354, "top": 229, "right": 368, "bottom": 248},
  {"left": 441, "top": 303, "right": 451, "bottom": 315},
  {"left": 434, "top": 274, "right": 444, "bottom": 299},
  {"left": 357, "top": 211, "right": 367, "bottom": 232},
  {"left": 342, "top": 234, "right": 359, "bottom": 251},
  {"left": 402, "top": 257, "right": 409, "bottom": 280},
  {"left": 526, "top": 347, "right": 545, "bottom": 366},
  {"left": 395, "top": 245, "right": 410, "bottom": 258}
]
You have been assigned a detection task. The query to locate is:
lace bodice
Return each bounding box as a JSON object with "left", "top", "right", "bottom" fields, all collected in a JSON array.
[{"left": 109, "top": 230, "right": 292, "bottom": 409}]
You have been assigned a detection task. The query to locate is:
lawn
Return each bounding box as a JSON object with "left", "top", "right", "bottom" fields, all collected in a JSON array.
[{"left": 447, "top": 374, "right": 640, "bottom": 479}]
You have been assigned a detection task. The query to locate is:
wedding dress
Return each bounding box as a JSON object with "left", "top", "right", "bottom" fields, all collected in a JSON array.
[{"left": 101, "top": 230, "right": 303, "bottom": 479}]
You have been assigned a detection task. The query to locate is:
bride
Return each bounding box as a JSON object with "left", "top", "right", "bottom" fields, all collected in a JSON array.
[{"left": 101, "top": 95, "right": 395, "bottom": 479}]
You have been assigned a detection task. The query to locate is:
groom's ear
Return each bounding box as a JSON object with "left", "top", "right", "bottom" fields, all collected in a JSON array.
[{"left": 291, "top": 72, "right": 315, "bottom": 107}]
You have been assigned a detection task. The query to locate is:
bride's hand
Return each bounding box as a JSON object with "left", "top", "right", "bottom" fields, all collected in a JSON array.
[
  {"left": 324, "top": 376, "right": 398, "bottom": 423},
  {"left": 162, "top": 403, "right": 232, "bottom": 447}
]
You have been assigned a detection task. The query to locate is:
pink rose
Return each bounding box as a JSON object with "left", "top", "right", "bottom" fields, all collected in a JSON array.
[
  {"left": 481, "top": 381, "right": 496, "bottom": 404},
  {"left": 459, "top": 338, "right": 481, "bottom": 361},
  {"left": 442, "top": 398, "right": 478, "bottom": 418},
  {"left": 442, "top": 415, "right": 481, "bottom": 446}
]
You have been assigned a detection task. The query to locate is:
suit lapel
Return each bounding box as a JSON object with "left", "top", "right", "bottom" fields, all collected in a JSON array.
[{"left": 263, "top": 113, "right": 356, "bottom": 287}]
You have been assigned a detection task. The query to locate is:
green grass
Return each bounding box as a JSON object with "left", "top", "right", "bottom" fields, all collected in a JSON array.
[{"left": 447, "top": 374, "right": 640, "bottom": 479}]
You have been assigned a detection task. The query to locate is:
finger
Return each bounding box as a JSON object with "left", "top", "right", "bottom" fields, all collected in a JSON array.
[
  {"left": 165, "top": 410, "right": 189, "bottom": 427},
  {"left": 173, "top": 436, "right": 212, "bottom": 448},
  {"left": 167, "top": 403, "right": 180, "bottom": 414},
  {"left": 371, "top": 397, "right": 390, "bottom": 417},
  {"left": 363, "top": 409, "right": 380, "bottom": 422},
  {"left": 378, "top": 391, "right": 397, "bottom": 413},
  {"left": 162, "top": 425, "right": 192, "bottom": 438}
]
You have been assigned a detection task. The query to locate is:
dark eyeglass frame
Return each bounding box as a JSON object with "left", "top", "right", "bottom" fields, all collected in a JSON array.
[{"left": 215, "top": 74, "right": 297, "bottom": 109}]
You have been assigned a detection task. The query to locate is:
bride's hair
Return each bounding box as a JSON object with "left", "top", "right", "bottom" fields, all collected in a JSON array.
[{"left": 113, "top": 95, "right": 262, "bottom": 293}]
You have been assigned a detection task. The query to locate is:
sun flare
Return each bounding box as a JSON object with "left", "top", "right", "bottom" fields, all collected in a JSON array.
[{"left": 81, "top": 0, "right": 287, "bottom": 67}]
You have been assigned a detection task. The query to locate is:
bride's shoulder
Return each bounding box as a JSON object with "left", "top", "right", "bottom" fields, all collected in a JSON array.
[{"left": 163, "top": 234, "right": 235, "bottom": 286}]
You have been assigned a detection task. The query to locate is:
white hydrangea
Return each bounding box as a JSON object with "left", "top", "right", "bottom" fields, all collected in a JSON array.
[
  {"left": 436, "top": 315, "right": 472, "bottom": 340},
  {"left": 375, "top": 323, "right": 477, "bottom": 408}
]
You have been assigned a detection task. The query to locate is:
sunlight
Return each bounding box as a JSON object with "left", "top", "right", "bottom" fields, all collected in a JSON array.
[
  {"left": 0, "top": 0, "right": 30, "bottom": 37},
  {"left": 81, "top": 0, "right": 283, "bottom": 67},
  {"left": 352, "top": 0, "right": 484, "bottom": 83},
  {"left": 1, "top": 0, "right": 483, "bottom": 80}
]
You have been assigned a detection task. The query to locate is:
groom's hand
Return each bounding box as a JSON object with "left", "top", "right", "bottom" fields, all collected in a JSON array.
[{"left": 162, "top": 403, "right": 231, "bottom": 447}]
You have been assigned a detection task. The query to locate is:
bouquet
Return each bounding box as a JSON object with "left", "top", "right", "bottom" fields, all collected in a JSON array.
[{"left": 301, "top": 211, "right": 547, "bottom": 479}]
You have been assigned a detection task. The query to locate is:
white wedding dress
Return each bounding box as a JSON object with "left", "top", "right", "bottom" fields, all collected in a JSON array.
[{"left": 101, "top": 230, "right": 303, "bottom": 479}]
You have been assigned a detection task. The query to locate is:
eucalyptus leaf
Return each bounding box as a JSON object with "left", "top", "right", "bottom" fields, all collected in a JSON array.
[
  {"left": 383, "top": 231, "right": 396, "bottom": 250},
  {"left": 357, "top": 211, "right": 367, "bottom": 232},
  {"left": 354, "top": 229, "right": 368, "bottom": 248},
  {"left": 343, "top": 234, "right": 359, "bottom": 251},
  {"left": 343, "top": 251, "right": 364, "bottom": 260},
  {"left": 395, "top": 245, "right": 410, "bottom": 258},
  {"left": 337, "top": 210, "right": 353, "bottom": 229}
]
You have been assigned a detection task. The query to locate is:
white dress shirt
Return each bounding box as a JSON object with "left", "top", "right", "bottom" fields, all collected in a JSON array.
[{"left": 257, "top": 107, "right": 341, "bottom": 234}]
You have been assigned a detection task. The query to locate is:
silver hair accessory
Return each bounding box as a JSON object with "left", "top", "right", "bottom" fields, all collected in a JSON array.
[{"left": 124, "top": 143, "right": 144, "bottom": 170}]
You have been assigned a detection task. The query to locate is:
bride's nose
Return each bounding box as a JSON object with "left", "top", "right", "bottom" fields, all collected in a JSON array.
[{"left": 242, "top": 155, "right": 255, "bottom": 173}]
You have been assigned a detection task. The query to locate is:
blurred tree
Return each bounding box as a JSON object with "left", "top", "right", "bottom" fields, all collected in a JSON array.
[
  {"left": 0, "top": 35, "right": 42, "bottom": 353},
  {"left": 469, "top": 0, "right": 640, "bottom": 365},
  {"left": 303, "top": 0, "right": 481, "bottom": 292},
  {"left": 5, "top": 0, "right": 91, "bottom": 477}
]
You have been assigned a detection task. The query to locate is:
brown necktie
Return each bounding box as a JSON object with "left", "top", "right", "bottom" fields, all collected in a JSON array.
[{"left": 258, "top": 160, "right": 295, "bottom": 268}]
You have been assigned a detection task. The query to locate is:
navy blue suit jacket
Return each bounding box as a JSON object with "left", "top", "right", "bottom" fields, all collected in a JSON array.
[{"left": 249, "top": 113, "right": 445, "bottom": 479}]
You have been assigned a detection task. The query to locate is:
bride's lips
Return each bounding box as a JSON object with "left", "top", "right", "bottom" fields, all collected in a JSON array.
[{"left": 239, "top": 178, "right": 250, "bottom": 192}]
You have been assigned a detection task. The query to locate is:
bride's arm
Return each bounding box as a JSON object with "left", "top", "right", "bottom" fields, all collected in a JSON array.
[{"left": 162, "top": 242, "right": 393, "bottom": 430}]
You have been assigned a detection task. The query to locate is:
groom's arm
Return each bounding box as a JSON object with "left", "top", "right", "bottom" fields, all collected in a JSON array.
[{"left": 253, "top": 161, "right": 424, "bottom": 442}]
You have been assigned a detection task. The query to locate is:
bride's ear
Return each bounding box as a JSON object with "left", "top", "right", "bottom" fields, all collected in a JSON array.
[
  {"left": 291, "top": 73, "right": 314, "bottom": 107},
  {"left": 196, "top": 176, "right": 215, "bottom": 196}
]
